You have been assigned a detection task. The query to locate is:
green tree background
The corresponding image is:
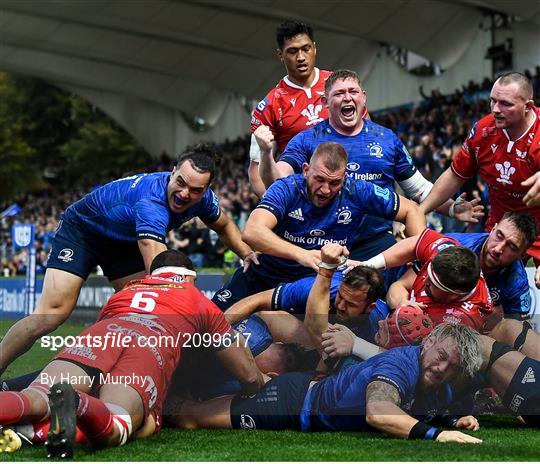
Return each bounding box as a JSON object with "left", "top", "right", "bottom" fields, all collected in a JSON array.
[{"left": 0, "top": 73, "right": 151, "bottom": 202}]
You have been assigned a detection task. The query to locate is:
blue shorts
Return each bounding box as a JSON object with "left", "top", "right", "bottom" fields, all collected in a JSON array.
[
  {"left": 230, "top": 372, "right": 314, "bottom": 430},
  {"left": 349, "top": 231, "right": 397, "bottom": 261},
  {"left": 503, "top": 357, "right": 540, "bottom": 422},
  {"left": 212, "top": 267, "right": 281, "bottom": 311},
  {"left": 47, "top": 218, "right": 145, "bottom": 281}
]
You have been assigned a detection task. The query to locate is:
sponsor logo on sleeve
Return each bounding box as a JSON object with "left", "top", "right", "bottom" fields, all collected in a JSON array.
[
  {"left": 373, "top": 185, "right": 390, "bottom": 201},
  {"left": 256, "top": 98, "right": 268, "bottom": 112}
]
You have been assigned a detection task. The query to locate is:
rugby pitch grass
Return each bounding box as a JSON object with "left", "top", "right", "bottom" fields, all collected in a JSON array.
[{"left": 1, "top": 321, "right": 539, "bottom": 461}]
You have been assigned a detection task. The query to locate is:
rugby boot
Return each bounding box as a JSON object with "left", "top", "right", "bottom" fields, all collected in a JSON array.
[{"left": 45, "top": 383, "right": 78, "bottom": 459}]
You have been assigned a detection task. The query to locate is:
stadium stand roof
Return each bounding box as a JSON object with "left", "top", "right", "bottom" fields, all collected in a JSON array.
[{"left": 1, "top": 0, "right": 538, "bottom": 154}]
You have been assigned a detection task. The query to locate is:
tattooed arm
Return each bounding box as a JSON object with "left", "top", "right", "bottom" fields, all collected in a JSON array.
[
  {"left": 365, "top": 380, "right": 418, "bottom": 438},
  {"left": 365, "top": 381, "right": 483, "bottom": 443}
]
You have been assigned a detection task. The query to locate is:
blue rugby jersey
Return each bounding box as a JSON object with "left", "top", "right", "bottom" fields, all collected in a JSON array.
[
  {"left": 447, "top": 233, "right": 531, "bottom": 317},
  {"left": 252, "top": 174, "right": 400, "bottom": 281},
  {"left": 280, "top": 119, "right": 416, "bottom": 244},
  {"left": 62, "top": 172, "right": 221, "bottom": 242},
  {"left": 272, "top": 272, "right": 344, "bottom": 314},
  {"left": 300, "top": 345, "right": 422, "bottom": 431}
]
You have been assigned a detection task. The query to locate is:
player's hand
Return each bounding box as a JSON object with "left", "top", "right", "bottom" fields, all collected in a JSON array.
[
  {"left": 452, "top": 193, "right": 484, "bottom": 223},
  {"left": 435, "top": 430, "right": 482, "bottom": 444},
  {"left": 343, "top": 259, "right": 364, "bottom": 275},
  {"left": 253, "top": 125, "right": 275, "bottom": 154},
  {"left": 454, "top": 416, "right": 480, "bottom": 431},
  {"left": 535, "top": 264, "right": 540, "bottom": 289},
  {"left": 522, "top": 171, "right": 540, "bottom": 208},
  {"left": 321, "top": 324, "right": 355, "bottom": 358},
  {"left": 320, "top": 244, "right": 348, "bottom": 266},
  {"left": 298, "top": 249, "right": 322, "bottom": 272},
  {"left": 243, "top": 251, "right": 261, "bottom": 272}
]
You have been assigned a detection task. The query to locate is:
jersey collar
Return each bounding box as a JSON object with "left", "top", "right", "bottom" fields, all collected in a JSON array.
[{"left": 283, "top": 67, "right": 320, "bottom": 90}]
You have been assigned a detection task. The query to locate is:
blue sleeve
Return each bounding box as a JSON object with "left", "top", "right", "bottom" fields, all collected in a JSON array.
[
  {"left": 195, "top": 189, "right": 221, "bottom": 224},
  {"left": 134, "top": 199, "right": 169, "bottom": 242},
  {"left": 256, "top": 179, "right": 293, "bottom": 221},
  {"left": 370, "top": 351, "right": 419, "bottom": 401},
  {"left": 500, "top": 266, "right": 532, "bottom": 316},
  {"left": 272, "top": 273, "right": 342, "bottom": 313},
  {"left": 392, "top": 133, "right": 417, "bottom": 181},
  {"left": 280, "top": 132, "right": 312, "bottom": 173},
  {"left": 368, "top": 299, "right": 390, "bottom": 340},
  {"left": 356, "top": 181, "right": 400, "bottom": 220}
]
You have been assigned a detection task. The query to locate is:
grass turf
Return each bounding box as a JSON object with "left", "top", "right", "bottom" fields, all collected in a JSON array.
[{"left": 1, "top": 321, "right": 539, "bottom": 461}]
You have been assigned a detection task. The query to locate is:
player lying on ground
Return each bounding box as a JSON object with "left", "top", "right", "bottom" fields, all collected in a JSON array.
[
  {"left": 173, "top": 323, "right": 483, "bottom": 444},
  {"left": 322, "top": 319, "right": 540, "bottom": 429},
  {"left": 0, "top": 250, "right": 266, "bottom": 458}
]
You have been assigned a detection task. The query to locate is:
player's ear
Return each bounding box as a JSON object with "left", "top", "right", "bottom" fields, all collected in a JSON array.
[
  {"left": 277, "top": 48, "right": 283, "bottom": 62},
  {"left": 302, "top": 162, "right": 310, "bottom": 176},
  {"left": 321, "top": 94, "right": 328, "bottom": 106}
]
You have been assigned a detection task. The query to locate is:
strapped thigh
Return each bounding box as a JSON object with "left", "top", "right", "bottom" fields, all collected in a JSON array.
[
  {"left": 485, "top": 341, "right": 514, "bottom": 373},
  {"left": 513, "top": 321, "right": 532, "bottom": 352}
]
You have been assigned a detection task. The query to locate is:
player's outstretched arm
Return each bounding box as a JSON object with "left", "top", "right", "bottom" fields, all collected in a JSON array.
[
  {"left": 365, "top": 381, "right": 481, "bottom": 443},
  {"left": 208, "top": 211, "right": 258, "bottom": 271},
  {"left": 349, "top": 234, "right": 419, "bottom": 273},
  {"left": 419, "top": 168, "right": 465, "bottom": 215},
  {"left": 243, "top": 209, "right": 320, "bottom": 271},
  {"left": 321, "top": 325, "right": 383, "bottom": 360},
  {"left": 305, "top": 244, "right": 346, "bottom": 352},
  {"left": 224, "top": 289, "right": 274, "bottom": 324},
  {"left": 386, "top": 269, "right": 417, "bottom": 310},
  {"left": 216, "top": 334, "right": 266, "bottom": 395},
  {"left": 137, "top": 239, "right": 168, "bottom": 273}
]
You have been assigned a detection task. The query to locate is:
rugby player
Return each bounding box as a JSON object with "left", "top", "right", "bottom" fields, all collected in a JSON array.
[
  {"left": 0, "top": 250, "right": 265, "bottom": 457},
  {"left": 419, "top": 72, "right": 540, "bottom": 288},
  {"left": 355, "top": 229, "right": 494, "bottom": 333},
  {"left": 256, "top": 69, "right": 483, "bottom": 260},
  {"left": 0, "top": 145, "right": 258, "bottom": 378},
  {"left": 248, "top": 21, "right": 368, "bottom": 197},
  {"left": 175, "top": 323, "right": 484, "bottom": 444},
  {"left": 324, "top": 320, "right": 540, "bottom": 429},
  {"left": 305, "top": 242, "right": 432, "bottom": 355},
  {"left": 447, "top": 211, "right": 538, "bottom": 320},
  {"left": 212, "top": 141, "right": 425, "bottom": 310}
]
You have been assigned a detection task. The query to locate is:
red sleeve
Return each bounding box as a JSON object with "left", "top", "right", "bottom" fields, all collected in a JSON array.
[
  {"left": 250, "top": 92, "right": 277, "bottom": 136},
  {"left": 203, "top": 297, "right": 232, "bottom": 336},
  {"left": 451, "top": 125, "right": 480, "bottom": 180},
  {"left": 415, "top": 229, "right": 459, "bottom": 262}
]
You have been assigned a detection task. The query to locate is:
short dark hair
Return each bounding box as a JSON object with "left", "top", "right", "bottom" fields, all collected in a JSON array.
[
  {"left": 496, "top": 72, "right": 533, "bottom": 100},
  {"left": 325, "top": 69, "right": 362, "bottom": 97},
  {"left": 311, "top": 141, "right": 348, "bottom": 171},
  {"left": 342, "top": 265, "right": 385, "bottom": 303},
  {"left": 500, "top": 211, "right": 538, "bottom": 249},
  {"left": 275, "top": 20, "right": 314, "bottom": 50},
  {"left": 432, "top": 246, "right": 480, "bottom": 293},
  {"left": 150, "top": 249, "right": 195, "bottom": 273},
  {"left": 175, "top": 143, "right": 219, "bottom": 184}
]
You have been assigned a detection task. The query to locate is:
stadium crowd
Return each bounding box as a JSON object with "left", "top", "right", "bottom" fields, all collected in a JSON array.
[
  {"left": 3, "top": 66, "right": 539, "bottom": 276},
  {"left": 1, "top": 19, "right": 540, "bottom": 459}
]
